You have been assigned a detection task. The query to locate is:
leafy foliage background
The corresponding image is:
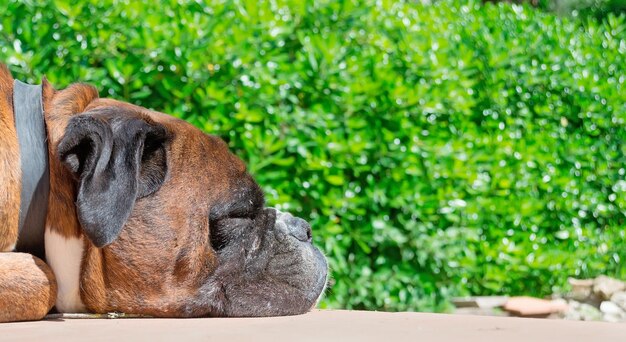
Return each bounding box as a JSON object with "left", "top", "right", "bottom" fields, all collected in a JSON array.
[{"left": 1, "top": 0, "right": 625, "bottom": 311}]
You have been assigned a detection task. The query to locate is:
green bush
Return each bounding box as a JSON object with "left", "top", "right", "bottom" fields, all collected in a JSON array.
[
  {"left": 489, "top": 0, "right": 626, "bottom": 17},
  {"left": 550, "top": 0, "right": 626, "bottom": 19},
  {"left": 1, "top": 0, "right": 625, "bottom": 312}
]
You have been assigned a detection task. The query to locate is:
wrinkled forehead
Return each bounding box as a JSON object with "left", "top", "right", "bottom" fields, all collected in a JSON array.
[
  {"left": 87, "top": 98, "right": 263, "bottom": 212},
  {"left": 86, "top": 98, "right": 244, "bottom": 167}
]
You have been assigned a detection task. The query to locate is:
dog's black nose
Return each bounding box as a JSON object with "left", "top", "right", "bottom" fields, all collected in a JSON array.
[
  {"left": 288, "top": 215, "right": 313, "bottom": 243},
  {"left": 274, "top": 210, "right": 313, "bottom": 243}
]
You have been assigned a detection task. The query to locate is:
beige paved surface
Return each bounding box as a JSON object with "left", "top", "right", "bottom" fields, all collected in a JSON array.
[{"left": 2, "top": 309, "right": 625, "bottom": 341}]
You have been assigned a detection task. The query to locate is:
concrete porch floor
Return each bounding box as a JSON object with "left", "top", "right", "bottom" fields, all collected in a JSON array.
[{"left": 2, "top": 309, "right": 625, "bottom": 341}]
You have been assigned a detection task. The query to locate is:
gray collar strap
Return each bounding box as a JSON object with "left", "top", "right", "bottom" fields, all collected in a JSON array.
[{"left": 13, "top": 80, "right": 49, "bottom": 260}]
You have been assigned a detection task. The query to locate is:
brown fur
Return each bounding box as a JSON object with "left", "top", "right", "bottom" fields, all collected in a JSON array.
[
  {"left": 0, "top": 65, "right": 20, "bottom": 251},
  {"left": 33, "top": 90, "right": 235, "bottom": 315},
  {"left": 43, "top": 82, "right": 99, "bottom": 238},
  {"left": 0, "top": 69, "right": 101, "bottom": 321},
  {"left": 0, "top": 69, "right": 221, "bottom": 318},
  {"left": 73, "top": 100, "right": 230, "bottom": 315},
  {"left": 0, "top": 253, "right": 57, "bottom": 322}
]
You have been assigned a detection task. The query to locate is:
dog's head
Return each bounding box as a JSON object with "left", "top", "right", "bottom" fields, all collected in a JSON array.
[{"left": 45, "top": 83, "right": 327, "bottom": 317}]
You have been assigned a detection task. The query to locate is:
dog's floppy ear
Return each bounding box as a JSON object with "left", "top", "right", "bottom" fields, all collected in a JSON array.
[{"left": 58, "top": 109, "right": 170, "bottom": 247}]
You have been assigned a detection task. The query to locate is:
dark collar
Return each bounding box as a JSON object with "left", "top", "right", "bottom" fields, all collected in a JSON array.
[{"left": 13, "top": 80, "right": 49, "bottom": 261}]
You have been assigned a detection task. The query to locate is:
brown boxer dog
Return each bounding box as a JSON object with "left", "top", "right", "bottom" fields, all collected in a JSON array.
[{"left": 0, "top": 64, "right": 327, "bottom": 322}]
